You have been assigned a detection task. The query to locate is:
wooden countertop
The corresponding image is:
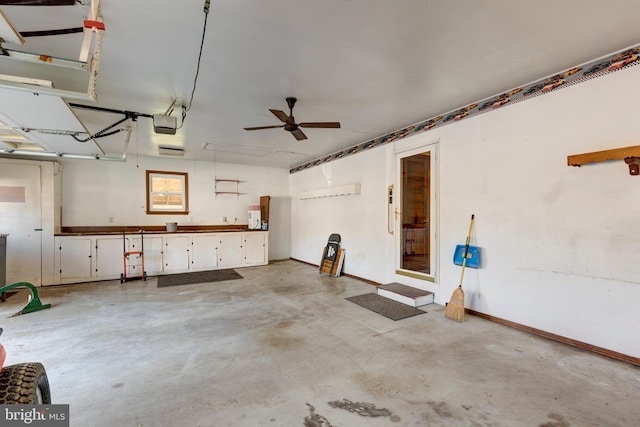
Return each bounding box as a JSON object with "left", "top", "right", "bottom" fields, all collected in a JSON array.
[{"left": 55, "top": 224, "right": 266, "bottom": 236}]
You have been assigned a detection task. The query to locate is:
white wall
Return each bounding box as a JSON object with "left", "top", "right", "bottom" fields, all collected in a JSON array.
[
  {"left": 59, "top": 156, "right": 291, "bottom": 260},
  {"left": 289, "top": 145, "right": 394, "bottom": 282},
  {"left": 290, "top": 65, "right": 640, "bottom": 358}
]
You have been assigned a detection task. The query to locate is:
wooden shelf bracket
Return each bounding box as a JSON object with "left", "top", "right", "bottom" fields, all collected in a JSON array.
[{"left": 567, "top": 145, "right": 640, "bottom": 175}]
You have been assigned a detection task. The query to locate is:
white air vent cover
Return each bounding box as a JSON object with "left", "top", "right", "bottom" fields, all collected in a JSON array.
[{"left": 158, "top": 146, "right": 184, "bottom": 156}]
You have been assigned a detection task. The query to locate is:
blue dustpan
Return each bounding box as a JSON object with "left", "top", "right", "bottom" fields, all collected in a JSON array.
[{"left": 453, "top": 244, "right": 480, "bottom": 268}]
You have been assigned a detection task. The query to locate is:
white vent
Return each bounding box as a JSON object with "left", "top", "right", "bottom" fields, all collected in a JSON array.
[{"left": 158, "top": 146, "right": 184, "bottom": 156}]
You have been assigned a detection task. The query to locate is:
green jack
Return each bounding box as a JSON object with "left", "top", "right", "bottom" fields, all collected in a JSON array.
[{"left": 0, "top": 282, "right": 51, "bottom": 318}]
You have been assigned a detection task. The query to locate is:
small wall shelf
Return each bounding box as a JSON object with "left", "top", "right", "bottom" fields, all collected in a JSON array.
[
  {"left": 215, "top": 178, "right": 243, "bottom": 197},
  {"left": 568, "top": 145, "right": 640, "bottom": 175}
]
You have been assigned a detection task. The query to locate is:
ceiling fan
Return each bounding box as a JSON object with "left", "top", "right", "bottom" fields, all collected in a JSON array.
[{"left": 244, "top": 97, "right": 340, "bottom": 141}]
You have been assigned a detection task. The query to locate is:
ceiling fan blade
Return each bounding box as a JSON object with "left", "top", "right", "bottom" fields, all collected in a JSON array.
[
  {"left": 299, "top": 122, "right": 341, "bottom": 129},
  {"left": 269, "top": 109, "right": 289, "bottom": 123},
  {"left": 243, "top": 125, "right": 284, "bottom": 131},
  {"left": 291, "top": 128, "right": 307, "bottom": 141}
]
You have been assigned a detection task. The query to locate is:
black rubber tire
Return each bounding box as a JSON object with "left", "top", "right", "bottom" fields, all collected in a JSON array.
[
  {"left": 0, "top": 362, "right": 51, "bottom": 404},
  {"left": 120, "top": 273, "right": 124, "bottom": 284}
]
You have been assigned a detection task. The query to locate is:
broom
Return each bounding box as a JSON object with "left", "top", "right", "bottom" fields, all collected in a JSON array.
[{"left": 445, "top": 214, "right": 474, "bottom": 322}]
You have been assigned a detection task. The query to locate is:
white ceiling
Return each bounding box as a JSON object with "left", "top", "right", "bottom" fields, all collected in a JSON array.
[{"left": 1, "top": 0, "right": 640, "bottom": 169}]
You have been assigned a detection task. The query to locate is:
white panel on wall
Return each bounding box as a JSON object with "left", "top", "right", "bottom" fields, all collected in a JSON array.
[{"left": 298, "top": 183, "right": 361, "bottom": 199}]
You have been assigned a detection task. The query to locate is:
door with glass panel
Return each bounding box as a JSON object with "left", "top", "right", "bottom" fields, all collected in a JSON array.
[{"left": 395, "top": 146, "right": 436, "bottom": 281}]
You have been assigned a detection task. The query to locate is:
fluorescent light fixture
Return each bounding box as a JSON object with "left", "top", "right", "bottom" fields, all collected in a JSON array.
[
  {"left": 201, "top": 142, "right": 275, "bottom": 157},
  {"left": 0, "top": 77, "right": 95, "bottom": 101},
  {"left": 1, "top": 48, "right": 89, "bottom": 71},
  {"left": 0, "top": 149, "right": 59, "bottom": 158},
  {"left": 0, "top": 74, "right": 53, "bottom": 88},
  {"left": 0, "top": 149, "right": 124, "bottom": 162}
]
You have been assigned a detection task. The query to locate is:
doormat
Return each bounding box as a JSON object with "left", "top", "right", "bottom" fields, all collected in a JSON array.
[
  {"left": 345, "top": 293, "right": 426, "bottom": 321},
  {"left": 157, "top": 269, "right": 242, "bottom": 288}
]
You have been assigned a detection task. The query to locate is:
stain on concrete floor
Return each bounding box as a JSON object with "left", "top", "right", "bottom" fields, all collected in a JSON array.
[
  {"left": 539, "top": 412, "right": 570, "bottom": 427},
  {"left": 303, "top": 403, "right": 335, "bottom": 427},
  {"left": 328, "top": 398, "right": 399, "bottom": 422}
]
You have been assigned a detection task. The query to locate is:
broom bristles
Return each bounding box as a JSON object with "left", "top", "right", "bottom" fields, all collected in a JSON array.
[{"left": 445, "top": 287, "right": 465, "bottom": 322}]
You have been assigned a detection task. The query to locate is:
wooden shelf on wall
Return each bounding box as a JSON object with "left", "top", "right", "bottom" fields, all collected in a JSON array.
[
  {"left": 215, "top": 178, "right": 243, "bottom": 197},
  {"left": 568, "top": 145, "right": 640, "bottom": 175}
]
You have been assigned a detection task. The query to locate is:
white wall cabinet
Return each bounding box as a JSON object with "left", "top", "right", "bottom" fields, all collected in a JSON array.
[
  {"left": 53, "top": 231, "right": 267, "bottom": 285},
  {"left": 57, "top": 237, "right": 92, "bottom": 281},
  {"left": 218, "top": 233, "right": 243, "bottom": 267},
  {"left": 243, "top": 232, "right": 266, "bottom": 265},
  {"left": 163, "top": 235, "right": 191, "bottom": 272},
  {"left": 95, "top": 238, "right": 124, "bottom": 278},
  {"left": 191, "top": 235, "right": 218, "bottom": 270}
]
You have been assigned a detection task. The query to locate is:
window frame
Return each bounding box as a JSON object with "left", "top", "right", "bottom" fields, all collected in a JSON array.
[{"left": 145, "top": 170, "right": 189, "bottom": 215}]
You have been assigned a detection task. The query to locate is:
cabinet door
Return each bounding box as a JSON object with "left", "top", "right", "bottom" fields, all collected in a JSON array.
[
  {"left": 243, "top": 233, "right": 266, "bottom": 265},
  {"left": 218, "top": 233, "right": 242, "bottom": 267},
  {"left": 191, "top": 235, "right": 218, "bottom": 270},
  {"left": 164, "top": 236, "right": 191, "bottom": 272},
  {"left": 130, "top": 236, "right": 163, "bottom": 276},
  {"left": 58, "top": 238, "right": 92, "bottom": 280},
  {"left": 95, "top": 238, "right": 124, "bottom": 278}
]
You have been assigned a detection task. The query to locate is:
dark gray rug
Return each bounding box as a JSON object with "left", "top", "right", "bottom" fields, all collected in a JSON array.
[
  {"left": 345, "top": 293, "right": 426, "bottom": 321},
  {"left": 157, "top": 269, "right": 242, "bottom": 288}
]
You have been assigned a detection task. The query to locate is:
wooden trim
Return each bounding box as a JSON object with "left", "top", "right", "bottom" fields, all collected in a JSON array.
[
  {"left": 146, "top": 170, "right": 189, "bottom": 215},
  {"left": 396, "top": 269, "right": 436, "bottom": 282},
  {"left": 60, "top": 224, "right": 249, "bottom": 235},
  {"left": 567, "top": 145, "right": 640, "bottom": 166},
  {"left": 466, "top": 308, "right": 640, "bottom": 367},
  {"left": 290, "top": 257, "right": 383, "bottom": 287}
]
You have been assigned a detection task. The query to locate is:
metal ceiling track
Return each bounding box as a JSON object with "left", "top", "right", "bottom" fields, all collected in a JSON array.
[{"left": 68, "top": 103, "right": 153, "bottom": 120}]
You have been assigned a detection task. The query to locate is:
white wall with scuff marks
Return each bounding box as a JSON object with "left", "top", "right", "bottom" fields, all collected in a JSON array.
[{"left": 290, "top": 65, "right": 640, "bottom": 358}]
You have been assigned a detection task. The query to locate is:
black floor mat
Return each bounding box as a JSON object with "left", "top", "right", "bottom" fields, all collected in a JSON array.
[
  {"left": 345, "top": 293, "right": 426, "bottom": 321},
  {"left": 157, "top": 269, "right": 242, "bottom": 288}
]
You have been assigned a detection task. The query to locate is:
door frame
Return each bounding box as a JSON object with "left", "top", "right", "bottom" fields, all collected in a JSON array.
[{"left": 393, "top": 139, "right": 439, "bottom": 286}]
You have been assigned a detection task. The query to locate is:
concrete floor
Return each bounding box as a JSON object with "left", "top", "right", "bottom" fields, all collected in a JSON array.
[{"left": 1, "top": 260, "right": 639, "bottom": 426}]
